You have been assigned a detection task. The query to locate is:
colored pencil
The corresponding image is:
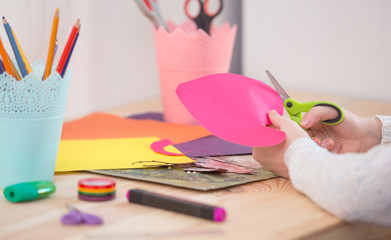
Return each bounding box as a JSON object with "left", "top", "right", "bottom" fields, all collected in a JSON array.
[
  {"left": 11, "top": 28, "right": 32, "bottom": 74},
  {"left": 6, "top": 51, "right": 21, "bottom": 80},
  {"left": 0, "top": 58, "right": 5, "bottom": 74},
  {"left": 61, "top": 26, "right": 80, "bottom": 77},
  {"left": 53, "top": 39, "right": 58, "bottom": 60},
  {"left": 3, "top": 17, "right": 27, "bottom": 77},
  {"left": 56, "top": 19, "right": 79, "bottom": 76},
  {"left": 43, "top": 8, "right": 59, "bottom": 80},
  {"left": 0, "top": 34, "right": 14, "bottom": 76}
]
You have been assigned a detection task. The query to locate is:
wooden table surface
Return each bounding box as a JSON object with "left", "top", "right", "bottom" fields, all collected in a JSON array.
[{"left": 1, "top": 92, "right": 391, "bottom": 240}]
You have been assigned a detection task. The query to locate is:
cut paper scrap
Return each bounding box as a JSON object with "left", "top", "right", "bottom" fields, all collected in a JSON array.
[
  {"left": 151, "top": 139, "right": 183, "bottom": 156},
  {"left": 176, "top": 73, "right": 286, "bottom": 147},
  {"left": 61, "top": 112, "right": 211, "bottom": 144},
  {"left": 194, "top": 158, "right": 254, "bottom": 174},
  {"left": 55, "top": 137, "right": 194, "bottom": 172}
]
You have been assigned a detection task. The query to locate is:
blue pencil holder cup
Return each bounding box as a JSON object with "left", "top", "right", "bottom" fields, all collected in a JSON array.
[{"left": 0, "top": 60, "right": 70, "bottom": 188}]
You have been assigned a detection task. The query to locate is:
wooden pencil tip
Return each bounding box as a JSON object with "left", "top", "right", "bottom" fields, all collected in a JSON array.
[
  {"left": 2, "top": 17, "right": 7, "bottom": 24},
  {"left": 75, "top": 19, "right": 80, "bottom": 27},
  {"left": 55, "top": 8, "right": 59, "bottom": 17}
]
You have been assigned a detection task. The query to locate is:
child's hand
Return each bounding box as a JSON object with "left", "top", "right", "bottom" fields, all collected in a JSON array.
[
  {"left": 300, "top": 106, "right": 382, "bottom": 153},
  {"left": 252, "top": 110, "right": 308, "bottom": 179}
]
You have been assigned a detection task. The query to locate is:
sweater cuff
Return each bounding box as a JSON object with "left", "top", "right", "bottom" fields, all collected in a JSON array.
[
  {"left": 284, "top": 137, "right": 327, "bottom": 187},
  {"left": 375, "top": 115, "right": 391, "bottom": 144}
]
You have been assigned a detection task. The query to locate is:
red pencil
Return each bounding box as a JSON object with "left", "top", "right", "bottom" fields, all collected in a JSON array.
[{"left": 56, "top": 19, "right": 80, "bottom": 75}]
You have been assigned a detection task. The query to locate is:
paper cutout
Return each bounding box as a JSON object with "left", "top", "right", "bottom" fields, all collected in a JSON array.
[
  {"left": 55, "top": 137, "right": 194, "bottom": 172},
  {"left": 151, "top": 139, "right": 183, "bottom": 156},
  {"left": 176, "top": 73, "right": 286, "bottom": 147},
  {"left": 61, "top": 112, "right": 211, "bottom": 144}
]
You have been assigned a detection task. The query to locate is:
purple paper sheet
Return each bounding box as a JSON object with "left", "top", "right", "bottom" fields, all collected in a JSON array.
[
  {"left": 174, "top": 135, "right": 252, "bottom": 158},
  {"left": 128, "top": 112, "right": 164, "bottom": 121},
  {"left": 127, "top": 112, "right": 252, "bottom": 157}
]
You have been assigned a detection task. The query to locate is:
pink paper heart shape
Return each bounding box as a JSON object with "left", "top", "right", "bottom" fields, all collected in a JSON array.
[{"left": 176, "top": 73, "right": 286, "bottom": 147}]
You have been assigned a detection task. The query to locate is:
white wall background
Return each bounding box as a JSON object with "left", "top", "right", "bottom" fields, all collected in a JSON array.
[
  {"left": 243, "top": 0, "right": 391, "bottom": 101},
  {"left": 0, "top": 0, "right": 240, "bottom": 121},
  {"left": 5, "top": 1, "right": 387, "bottom": 120}
]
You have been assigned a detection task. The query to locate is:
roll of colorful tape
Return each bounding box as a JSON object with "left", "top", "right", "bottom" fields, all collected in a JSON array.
[
  {"left": 78, "top": 178, "right": 116, "bottom": 189},
  {"left": 78, "top": 178, "right": 116, "bottom": 201}
]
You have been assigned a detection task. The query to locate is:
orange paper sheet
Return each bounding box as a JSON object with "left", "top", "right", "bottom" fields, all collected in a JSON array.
[{"left": 61, "top": 112, "right": 211, "bottom": 144}]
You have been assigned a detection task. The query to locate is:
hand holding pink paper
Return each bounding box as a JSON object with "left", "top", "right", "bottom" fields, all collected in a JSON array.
[{"left": 176, "top": 73, "right": 286, "bottom": 147}]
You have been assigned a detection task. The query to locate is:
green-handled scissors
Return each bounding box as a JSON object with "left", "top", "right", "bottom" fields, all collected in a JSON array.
[{"left": 266, "top": 70, "right": 344, "bottom": 125}]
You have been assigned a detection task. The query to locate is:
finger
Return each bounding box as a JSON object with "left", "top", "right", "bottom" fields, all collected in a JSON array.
[
  {"left": 268, "top": 110, "right": 285, "bottom": 130},
  {"left": 320, "top": 138, "right": 335, "bottom": 150},
  {"left": 312, "top": 137, "right": 321, "bottom": 146},
  {"left": 300, "top": 106, "right": 339, "bottom": 129},
  {"left": 329, "top": 142, "right": 342, "bottom": 153}
]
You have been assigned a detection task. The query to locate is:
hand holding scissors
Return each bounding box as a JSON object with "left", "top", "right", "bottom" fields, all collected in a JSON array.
[
  {"left": 184, "top": 0, "right": 223, "bottom": 34},
  {"left": 266, "top": 70, "right": 344, "bottom": 125},
  {"left": 135, "top": 0, "right": 168, "bottom": 31},
  {"left": 61, "top": 203, "right": 103, "bottom": 225}
]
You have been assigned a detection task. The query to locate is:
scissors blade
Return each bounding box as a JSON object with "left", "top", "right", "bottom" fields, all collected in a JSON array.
[{"left": 265, "top": 70, "right": 291, "bottom": 102}]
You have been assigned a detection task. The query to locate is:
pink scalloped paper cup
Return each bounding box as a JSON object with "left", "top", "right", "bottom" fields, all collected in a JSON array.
[{"left": 153, "top": 20, "right": 237, "bottom": 124}]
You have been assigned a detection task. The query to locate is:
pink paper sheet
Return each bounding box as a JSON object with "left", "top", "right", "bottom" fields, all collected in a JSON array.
[
  {"left": 151, "top": 139, "right": 183, "bottom": 156},
  {"left": 176, "top": 73, "right": 286, "bottom": 147}
]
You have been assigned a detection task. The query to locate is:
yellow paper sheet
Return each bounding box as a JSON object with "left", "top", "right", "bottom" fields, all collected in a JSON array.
[{"left": 55, "top": 137, "right": 194, "bottom": 172}]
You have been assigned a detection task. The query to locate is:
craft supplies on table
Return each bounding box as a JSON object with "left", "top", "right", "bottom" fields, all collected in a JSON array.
[
  {"left": 61, "top": 203, "right": 103, "bottom": 225},
  {"left": 135, "top": 0, "right": 236, "bottom": 124},
  {"left": 0, "top": 9, "right": 80, "bottom": 188},
  {"left": 0, "top": 60, "right": 71, "bottom": 188},
  {"left": 3, "top": 181, "right": 56, "bottom": 202},
  {"left": 89, "top": 155, "right": 276, "bottom": 191},
  {"left": 78, "top": 178, "right": 116, "bottom": 201},
  {"left": 127, "top": 188, "right": 226, "bottom": 222}
]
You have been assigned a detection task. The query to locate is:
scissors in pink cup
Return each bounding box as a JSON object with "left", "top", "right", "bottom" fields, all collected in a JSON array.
[{"left": 184, "top": 0, "right": 223, "bottom": 34}]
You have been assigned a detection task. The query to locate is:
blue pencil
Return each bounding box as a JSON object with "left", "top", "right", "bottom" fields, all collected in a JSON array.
[
  {"left": 61, "top": 27, "right": 80, "bottom": 77},
  {"left": 2, "top": 17, "right": 27, "bottom": 77},
  {"left": 0, "top": 58, "right": 4, "bottom": 74},
  {"left": 53, "top": 40, "right": 58, "bottom": 60}
]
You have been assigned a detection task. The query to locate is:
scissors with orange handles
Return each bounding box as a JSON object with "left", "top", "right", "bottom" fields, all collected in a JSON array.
[
  {"left": 135, "top": 0, "right": 168, "bottom": 31},
  {"left": 184, "top": 0, "right": 223, "bottom": 34},
  {"left": 266, "top": 70, "right": 344, "bottom": 125}
]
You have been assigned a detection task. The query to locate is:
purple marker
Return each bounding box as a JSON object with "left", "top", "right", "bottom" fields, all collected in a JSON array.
[{"left": 127, "top": 189, "right": 226, "bottom": 222}]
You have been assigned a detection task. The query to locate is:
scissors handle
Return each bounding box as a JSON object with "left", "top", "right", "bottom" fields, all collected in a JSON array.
[
  {"left": 61, "top": 203, "right": 103, "bottom": 225},
  {"left": 284, "top": 98, "right": 344, "bottom": 125},
  {"left": 135, "top": 0, "right": 168, "bottom": 31},
  {"left": 184, "top": 0, "right": 223, "bottom": 34}
]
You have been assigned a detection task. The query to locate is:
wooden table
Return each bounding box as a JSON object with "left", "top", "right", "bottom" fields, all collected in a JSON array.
[{"left": 1, "top": 92, "right": 391, "bottom": 240}]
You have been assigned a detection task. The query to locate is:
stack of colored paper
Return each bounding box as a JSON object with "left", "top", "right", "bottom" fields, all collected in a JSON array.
[{"left": 55, "top": 113, "right": 211, "bottom": 172}]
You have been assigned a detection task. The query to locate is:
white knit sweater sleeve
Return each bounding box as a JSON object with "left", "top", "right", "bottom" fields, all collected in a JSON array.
[{"left": 285, "top": 116, "right": 391, "bottom": 226}]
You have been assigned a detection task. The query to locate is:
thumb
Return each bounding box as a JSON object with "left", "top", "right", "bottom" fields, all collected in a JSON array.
[
  {"left": 268, "top": 110, "right": 284, "bottom": 130},
  {"left": 301, "top": 106, "right": 338, "bottom": 129}
]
